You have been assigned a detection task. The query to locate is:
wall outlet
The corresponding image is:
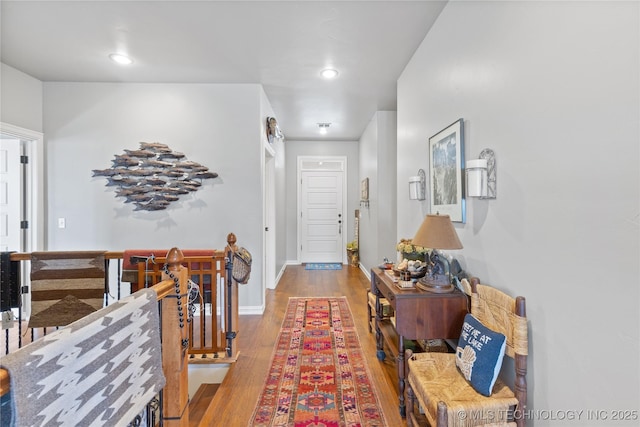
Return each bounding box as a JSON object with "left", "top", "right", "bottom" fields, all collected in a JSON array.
[{"left": 58, "top": 217, "right": 66, "bottom": 228}]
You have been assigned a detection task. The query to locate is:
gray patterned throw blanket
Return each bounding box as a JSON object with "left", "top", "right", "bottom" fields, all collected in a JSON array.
[{"left": 1, "top": 289, "right": 166, "bottom": 426}]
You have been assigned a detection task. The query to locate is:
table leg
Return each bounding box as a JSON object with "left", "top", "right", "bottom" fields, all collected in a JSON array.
[
  {"left": 398, "top": 335, "right": 406, "bottom": 417},
  {"left": 374, "top": 290, "right": 386, "bottom": 361},
  {"left": 367, "top": 292, "right": 372, "bottom": 333}
]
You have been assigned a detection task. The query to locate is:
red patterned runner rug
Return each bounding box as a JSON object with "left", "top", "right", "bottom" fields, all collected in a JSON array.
[{"left": 249, "top": 297, "right": 387, "bottom": 427}]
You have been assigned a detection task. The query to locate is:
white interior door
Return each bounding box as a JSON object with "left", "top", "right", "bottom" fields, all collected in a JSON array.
[
  {"left": 1, "top": 123, "right": 45, "bottom": 318},
  {"left": 0, "top": 139, "right": 21, "bottom": 251},
  {"left": 300, "top": 169, "right": 344, "bottom": 263}
]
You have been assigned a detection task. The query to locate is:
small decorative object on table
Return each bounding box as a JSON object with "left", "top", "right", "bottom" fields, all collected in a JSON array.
[
  {"left": 396, "top": 280, "right": 415, "bottom": 290},
  {"left": 416, "top": 251, "right": 452, "bottom": 292},
  {"left": 394, "top": 240, "right": 428, "bottom": 282},
  {"left": 378, "top": 257, "right": 394, "bottom": 270}
]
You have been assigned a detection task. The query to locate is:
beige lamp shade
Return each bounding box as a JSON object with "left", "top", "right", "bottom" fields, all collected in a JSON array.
[{"left": 412, "top": 214, "right": 463, "bottom": 250}]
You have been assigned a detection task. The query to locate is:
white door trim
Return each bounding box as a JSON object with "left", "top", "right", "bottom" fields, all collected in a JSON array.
[
  {"left": 296, "top": 156, "right": 347, "bottom": 264},
  {"left": 264, "top": 145, "right": 276, "bottom": 289},
  {"left": 0, "top": 122, "right": 44, "bottom": 318},
  {"left": 0, "top": 122, "right": 44, "bottom": 253}
]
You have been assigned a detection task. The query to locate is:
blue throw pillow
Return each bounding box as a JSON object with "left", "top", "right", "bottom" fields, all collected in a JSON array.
[{"left": 455, "top": 313, "right": 506, "bottom": 396}]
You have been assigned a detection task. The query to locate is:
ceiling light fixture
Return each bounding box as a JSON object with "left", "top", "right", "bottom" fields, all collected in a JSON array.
[
  {"left": 320, "top": 68, "right": 338, "bottom": 79},
  {"left": 109, "top": 53, "right": 133, "bottom": 65},
  {"left": 318, "top": 123, "right": 331, "bottom": 134}
]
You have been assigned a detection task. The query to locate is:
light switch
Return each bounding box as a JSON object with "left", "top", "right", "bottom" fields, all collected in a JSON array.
[{"left": 58, "top": 218, "right": 66, "bottom": 229}]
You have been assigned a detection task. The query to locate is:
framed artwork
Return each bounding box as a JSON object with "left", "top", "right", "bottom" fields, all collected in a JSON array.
[{"left": 428, "top": 119, "right": 466, "bottom": 223}]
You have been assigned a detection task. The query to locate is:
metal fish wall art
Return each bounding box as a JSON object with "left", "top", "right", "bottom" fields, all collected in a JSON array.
[{"left": 93, "top": 142, "right": 219, "bottom": 211}]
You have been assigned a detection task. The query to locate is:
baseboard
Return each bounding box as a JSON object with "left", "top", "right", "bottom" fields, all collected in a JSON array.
[
  {"left": 274, "top": 263, "right": 286, "bottom": 286},
  {"left": 239, "top": 304, "right": 265, "bottom": 315},
  {"left": 359, "top": 263, "right": 370, "bottom": 280},
  {"left": 286, "top": 260, "right": 349, "bottom": 266}
]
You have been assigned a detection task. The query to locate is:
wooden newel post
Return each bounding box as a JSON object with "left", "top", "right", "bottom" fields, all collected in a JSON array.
[
  {"left": 224, "top": 233, "right": 239, "bottom": 359},
  {"left": 161, "top": 247, "right": 190, "bottom": 427}
]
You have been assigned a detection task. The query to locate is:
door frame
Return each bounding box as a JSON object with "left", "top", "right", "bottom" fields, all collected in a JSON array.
[
  {"left": 263, "top": 144, "right": 276, "bottom": 290},
  {"left": 296, "top": 156, "right": 347, "bottom": 264},
  {"left": 0, "top": 122, "right": 44, "bottom": 253},
  {"left": 0, "top": 122, "right": 44, "bottom": 317}
]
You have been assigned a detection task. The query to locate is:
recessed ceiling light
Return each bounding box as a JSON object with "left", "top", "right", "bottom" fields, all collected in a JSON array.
[
  {"left": 109, "top": 53, "right": 133, "bottom": 65},
  {"left": 318, "top": 123, "right": 331, "bottom": 134},
  {"left": 320, "top": 68, "right": 338, "bottom": 79}
]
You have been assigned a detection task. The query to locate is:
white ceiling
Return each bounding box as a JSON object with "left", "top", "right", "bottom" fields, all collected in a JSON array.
[{"left": 1, "top": 1, "right": 446, "bottom": 141}]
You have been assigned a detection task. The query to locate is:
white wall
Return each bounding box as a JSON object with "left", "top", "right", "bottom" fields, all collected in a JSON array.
[
  {"left": 398, "top": 0, "right": 639, "bottom": 421},
  {"left": 359, "top": 117, "right": 379, "bottom": 270},
  {"left": 43, "top": 82, "right": 267, "bottom": 310},
  {"left": 376, "top": 112, "right": 397, "bottom": 264},
  {"left": 273, "top": 135, "right": 287, "bottom": 272},
  {"left": 259, "top": 88, "right": 287, "bottom": 288},
  {"left": 359, "top": 111, "right": 397, "bottom": 272},
  {"left": 1, "top": 63, "right": 43, "bottom": 132},
  {"left": 284, "top": 140, "right": 360, "bottom": 263}
]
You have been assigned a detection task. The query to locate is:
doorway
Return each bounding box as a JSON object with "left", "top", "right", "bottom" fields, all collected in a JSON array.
[
  {"left": 0, "top": 123, "right": 43, "bottom": 253},
  {"left": 0, "top": 122, "right": 44, "bottom": 317},
  {"left": 297, "top": 157, "right": 347, "bottom": 264}
]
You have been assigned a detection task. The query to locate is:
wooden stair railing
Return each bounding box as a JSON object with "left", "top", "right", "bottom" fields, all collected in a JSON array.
[
  {"left": 4, "top": 233, "right": 242, "bottom": 362},
  {"left": 1, "top": 235, "right": 246, "bottom": 426},
  {"left": 135, "top": 253, "right": 227, "bottom": 358},
  {"left": 132, "top": 233, "right": 241, "bottom": 361},
  {"left": 0, "top": 247, "right": 192, "bottom": 426}
]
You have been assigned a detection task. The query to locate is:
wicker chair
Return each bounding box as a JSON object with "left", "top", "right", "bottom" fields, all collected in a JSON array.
[{"left": 406, "top": 278, "right": 528, "bottom": 427}]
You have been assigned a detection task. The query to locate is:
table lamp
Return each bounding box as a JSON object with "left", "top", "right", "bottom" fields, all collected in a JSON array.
[{"left": 412, "top": 214, "right": 462, "bottom": 293}]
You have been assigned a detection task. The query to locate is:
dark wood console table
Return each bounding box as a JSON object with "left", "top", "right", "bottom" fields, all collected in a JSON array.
[{"left": 371, "top": 267, "right": 468, "bottom": 417}]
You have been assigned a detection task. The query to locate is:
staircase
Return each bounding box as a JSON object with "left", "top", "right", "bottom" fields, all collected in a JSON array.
[{"left": 189, "top": 383, "right": 221, "bottom": 427}]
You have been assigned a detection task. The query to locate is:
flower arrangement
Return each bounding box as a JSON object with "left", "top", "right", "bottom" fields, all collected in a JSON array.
[
  {"left": 396, "top": 238, "right": 429, "bottom": 255},
  {"left": 346, "top": 240, "right": 359, "bottom": 267}
]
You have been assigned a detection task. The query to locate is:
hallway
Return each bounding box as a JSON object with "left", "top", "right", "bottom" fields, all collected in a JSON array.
[{"left": 205, "top": 264, "right": 405, "bottom": 426}]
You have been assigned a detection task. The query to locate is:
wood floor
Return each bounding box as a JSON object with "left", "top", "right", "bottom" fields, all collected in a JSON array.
[{"left": 203, "top": 264, "right": 406, "bottom": 426}]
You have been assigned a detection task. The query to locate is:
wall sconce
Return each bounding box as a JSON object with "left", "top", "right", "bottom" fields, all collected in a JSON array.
[
  {"left": 266, "top": 117, "right": 284, "bottom": 143},
  {"left": 360, "top": 177, "right": 369, "bottom": 208},
  {"left": 466, "top": 149, "right": 496, "bottom": 199},
  {"left": 409, "top": 169, "right": 426, "bottom": 200}
]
